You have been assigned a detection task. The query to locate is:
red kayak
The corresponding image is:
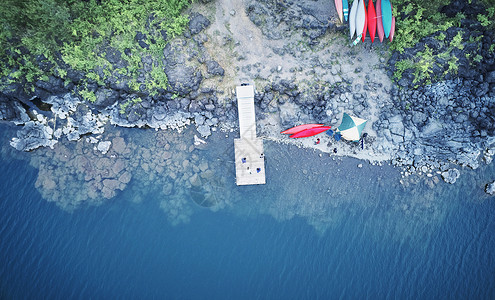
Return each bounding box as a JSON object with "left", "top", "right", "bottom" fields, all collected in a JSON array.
[
  {"left": 376, "top": 0, "right": 384, "bottom": 42},
  {"left": 289, "top": 126, "right": 331, "bottom": 138},
  {"left": 367, "top": 0, "right": 377, "bottom": 43},
  {"left": 335, "top": 0, "right": 343, "bottom": 23},
  {"left": 362, "top": 1, "right": 367, "bottom": 42},
  {"left": 389, "top": 5, "right": 395, "bottom": 42},
  {"left": 281, "top": 124, "right": 324, "bottom": 135}
]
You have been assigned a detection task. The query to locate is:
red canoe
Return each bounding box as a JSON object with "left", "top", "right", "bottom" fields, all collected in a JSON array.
[
  {"left": 281, "top": 124, "right": 324, "bottom": 135},
  {"left": 335, "top": 0, "right": 343, "bottom": 23},
  {"left": 362, "top": 1, "right": 367, "bottom": 42},
  {"left": 367, "top": 0, "right": 377, "bottom": 43},
  {"left": 289, "top": 126, "right": 332, "bottom": 138},
  {"left": 376, "top": 0, "right": 384, "bottom": 42},
  {"left": 389, "top": 5, "right": 395, "bottom": 42}
]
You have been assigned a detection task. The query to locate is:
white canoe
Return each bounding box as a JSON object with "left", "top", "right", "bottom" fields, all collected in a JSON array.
[
  {"left": 349, "top": 0, "right": 358, "bottom": 38},
  {"left": 356, "top": 0, "right": 366, "bottom": 40}
]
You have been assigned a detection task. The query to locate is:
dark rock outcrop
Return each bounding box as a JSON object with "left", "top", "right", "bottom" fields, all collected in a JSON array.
[
  {"left": 206, "top": 60, "right": 225, "bottom": 76},
  {"left": 188, "top": 13, "right": 211, "bottom": 35}
]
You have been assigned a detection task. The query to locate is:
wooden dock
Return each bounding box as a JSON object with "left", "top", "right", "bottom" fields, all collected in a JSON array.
[{"left": 234, "top": 85, "right": 265, "bottom": 185}]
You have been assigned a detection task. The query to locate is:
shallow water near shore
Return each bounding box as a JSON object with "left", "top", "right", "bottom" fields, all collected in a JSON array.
[{"left": 0, "top": 124, "right": 494, "bottom": 299}]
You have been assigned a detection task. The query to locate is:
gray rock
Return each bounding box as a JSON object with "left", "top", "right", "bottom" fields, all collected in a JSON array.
[
  {"left": 105, "top": 47, "right": 127, "bottom": 68},
  {"left": 486, "top": 71, "right": 495, "bottom": 83},
  {"left": 389, "top": 115, "right": 404, "bottom": 137},
  {"left": 189, "top": 13, "right": 211, "bottom": 35},
  {"left": 485, "top": 181, "right": 495, "bottom": 195},
  {"left": 194, "top": 114, "right": 206, "bottom": 126},
  {"left": 206, "top": 60, "right": 225, "bottom": 76},
  {"left": 45, "top": 93, "right": 81, "bottom": 119},
  {"left": 197, "top": 124, "right": 211, "bottom": 138},
  {"left": 10, "top": 121, "right": 57, "bottom": 151},
  {"left": 412, "top": 112, "right": 427, "bottom": 126},
  {"left": 0, "top": 96, "right": 30, "bottom": 124},
  {"left": 165, "top": 65, "right": 203, "bottom": 97},
  {"left": 441, "top": 168, "right": 460, "bottom": 184},
  {"left": 94, "top": 88, "right": 120, "bottom": 108},
  {"left": 97, "top": 141, "right": 112, "bottom": 154}
]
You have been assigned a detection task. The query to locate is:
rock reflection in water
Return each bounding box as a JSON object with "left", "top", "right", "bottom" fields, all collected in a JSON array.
[
  {"left": 19, "top": 125, "right": 237, "bottom": 223},
  {"left": 30, "top": 133, "right": 133, "bottom": 210},
  {"left": 1, "top": 123, "right": 483, "bottom": 241}
]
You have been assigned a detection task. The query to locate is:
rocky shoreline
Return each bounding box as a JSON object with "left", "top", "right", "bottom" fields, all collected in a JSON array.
[{"left": 1, "top": 0, "right": 495, "bottom": 189}]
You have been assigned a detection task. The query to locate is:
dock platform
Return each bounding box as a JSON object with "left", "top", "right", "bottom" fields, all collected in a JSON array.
[{"left": 234, "top": 85, "right": 265, "bottom": 185}]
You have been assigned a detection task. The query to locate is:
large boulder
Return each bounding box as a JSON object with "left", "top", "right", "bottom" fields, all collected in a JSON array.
[
  {"left": 486, "top": 71, "right": 495, "bottom": 84},
  {"left": 485, "top": 181, "right": 495, "bottom": 195},
  {"left": 441, "top": 168, "right": 460, "bottom": 184},
  {"left": 206, "top": 60, "right": 225, "bottom": 76},
  {"left": 188, "top": 13, "right": 211, "bottom": 35},
  {"left": 93, "top": 88, "right": 120, "bottom": 109},
  {"left": 10, "top": 121, "right": 57, "bottom": 151},
  {"left": 45, "top": 93, "right": 81, "bottom": 119},
  {"left": 0, "top": 95, "right": 30, "bottom": 124},
  {"left": 165, "top": 65, "right": 203, "bottom": 97}
]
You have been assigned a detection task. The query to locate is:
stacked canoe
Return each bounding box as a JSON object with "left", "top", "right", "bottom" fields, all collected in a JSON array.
[
  {"left": 281, "top": 124, "right": 331, "bottom": 138},
  {"left": 335, "top": 0, "right": 395, "bottom": 43}
]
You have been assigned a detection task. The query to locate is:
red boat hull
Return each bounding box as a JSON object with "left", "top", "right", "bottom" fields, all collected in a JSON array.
[
  {"left": 281, "top": 124, "right": 324, "bottom": 135},
  {"left": 289, "top": 126, "right": 332, "bottom": 138},
  {"left": 389, "top": 5, "right": 395, "bottom": 42},
  {"left": 335, "top": 0, "right": 343, "bottom": 22},
  {"left": 367, "top": 0, "right": 377, "bottom": 43}
]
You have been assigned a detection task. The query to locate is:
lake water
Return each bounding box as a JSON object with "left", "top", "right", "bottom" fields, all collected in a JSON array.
[{"left": 0, "top": 124, "right": 494, "bottom": 299}]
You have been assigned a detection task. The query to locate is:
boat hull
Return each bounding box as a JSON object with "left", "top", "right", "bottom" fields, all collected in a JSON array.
[
  {"left": 349, "top": 0, "right": 358, "bottom": 38},
  {"left": 389, "top": 5, "right": 395, "bottom": 42},
  {"left": 362, "top": 1, "right": 367, "bottom": 42},
  {"left": 343, "top": 0, "right": 349, "bottom": 21},
  {"left": 289, "top": 126, "right": 332, "bottom": 138},
  {"left": 376, "top": 0, "right": 384, "bottom": 42},
  {"left": 382, "top": 0, "right": 392, "bottom": 39},
  {"left": 356, "top": 0, "right": 366, "bottom": 41},
  {"left": 281, "top": 124, "right": 324, "bottom": 135},
  {"left": 367, "top": 0, "right": 377, "bottom": 43},
  {"left": 335, "top": 0, "right": 343, "bottom": 22}
]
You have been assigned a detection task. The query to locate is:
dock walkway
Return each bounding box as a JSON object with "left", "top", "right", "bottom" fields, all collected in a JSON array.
[{"left": 234, "top": 85, "right": 265, "bottom": 185}]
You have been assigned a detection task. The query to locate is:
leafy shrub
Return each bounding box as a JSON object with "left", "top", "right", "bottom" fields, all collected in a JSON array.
[{"left": 1, "top": 0, "right": 192, "bottom": 99}]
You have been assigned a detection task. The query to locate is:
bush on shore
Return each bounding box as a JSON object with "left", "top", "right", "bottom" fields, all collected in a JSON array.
[
  {"left": 0, "top": 0, "right": 191, "bottom": 98},
  {"left": 391, "top": 0, "right": 494, "bottom": 87}
]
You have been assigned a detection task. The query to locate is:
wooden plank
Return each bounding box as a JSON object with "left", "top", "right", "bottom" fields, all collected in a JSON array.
[
  {"left": 234, "top": 85, "right": 265, "bottom": 185},
  {"left": 234, "top": 138, "right": 265, "bottom": 185},
  {"left": 236, "top": 85, "right": 256, "bottom": 140}
]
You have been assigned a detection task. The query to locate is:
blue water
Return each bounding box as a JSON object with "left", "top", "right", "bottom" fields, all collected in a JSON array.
[{"left": 1, "top": 126, "right": 494, "bottom": 299}]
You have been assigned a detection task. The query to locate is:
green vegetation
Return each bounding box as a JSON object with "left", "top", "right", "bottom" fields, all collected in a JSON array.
[
  {"left": 0, "top": 0, "right": 191, "bottom": 97},
  {"left": 79, "top": 88, "right": 97, "bottom": 103},
  {"left": 391, "top": 0, "right": 495, "bottom": 87},
  {"left": 477, "top": 7, "right": 494, "bottom": 27},
  {"left": 412, "top": 45, "right": 435, "bottom": 86},
  {"left": 391, "top": 0, "right": 452, "bottom": 54},
  {"left": 119, "top": 97, "right": 142, "bottom": 115}
]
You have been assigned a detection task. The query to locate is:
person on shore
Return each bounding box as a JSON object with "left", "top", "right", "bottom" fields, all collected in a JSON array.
[
  {"left": 360, "top": 133, "right": 368, "bottom": 150},
  {"left": 315, "top": 138, "right": 320, "bottom": 145}
]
